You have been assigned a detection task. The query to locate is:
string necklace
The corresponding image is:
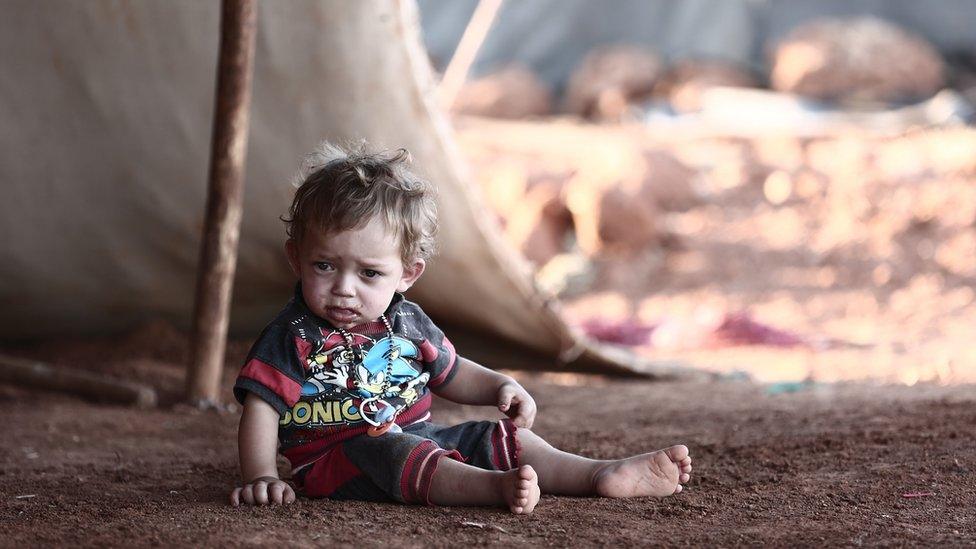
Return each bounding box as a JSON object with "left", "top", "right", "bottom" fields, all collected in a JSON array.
[{"left": 336, "top": 313, "right": 398, "bottom": 436}]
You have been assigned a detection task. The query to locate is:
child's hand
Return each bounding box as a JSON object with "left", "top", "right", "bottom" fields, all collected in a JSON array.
[
  {"left": 230, "top": 476, "right": 296, "bottom": 506},
  {"left": 497, "top": 381, "right": 536, "bottom": 428}
]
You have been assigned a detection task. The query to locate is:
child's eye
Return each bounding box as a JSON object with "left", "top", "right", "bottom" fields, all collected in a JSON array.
[
  {"left": 362, "top": 269, "right": 382, "bottom": 279},
  {"left": 313, "top": 262, "right": 334, "bottom": 272}
]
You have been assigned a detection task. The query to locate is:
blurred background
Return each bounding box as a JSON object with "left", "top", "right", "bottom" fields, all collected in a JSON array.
[
  {"left": 421, "top": 0, "right": 976, "bottom": 385},
  {"left": 1, "top": 0, "right": 975, "bottom": 398}
]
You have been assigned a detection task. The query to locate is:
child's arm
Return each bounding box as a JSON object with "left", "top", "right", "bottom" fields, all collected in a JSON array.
[
  {"left": 432, "top": 357, "right": 537, "bottom": 428},
  {"left": 229, "top": 393, "right": 296, "bottom": 506}
]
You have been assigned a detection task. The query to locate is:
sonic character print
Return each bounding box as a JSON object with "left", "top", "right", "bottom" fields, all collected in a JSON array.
[{"left": 295, "top": 314, "right": 429, "bottom": 436}]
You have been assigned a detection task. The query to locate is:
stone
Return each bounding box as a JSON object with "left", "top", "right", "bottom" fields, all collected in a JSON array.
[
  {"left": 504, "top": 179, "right": 573, "bottom": 266},
  {"left": 452, "top": 64, "right": 553, "bottom": 119},
  {"left": 564, "top": 44, "right": 662, "bottom": 120},
  {"left": 565, "top": 169, "right": 659, "bottom": 256},
  {"left": 769, "top": 17, "right": 945, "bottom": 104},
  {"left": 564, "top": 146, "right": 699, "bottom": 256},
  {"left": 640, "top": 149, "right": 702, "bottom": 212}
]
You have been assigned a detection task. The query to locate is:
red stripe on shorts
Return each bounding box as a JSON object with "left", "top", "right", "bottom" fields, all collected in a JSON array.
[
  {"left": 300, "top": 444, "right": 362, "bottom": 498},
  {"left": 418, "top": 449, "right": 463, "bottom": 505},
  {"left": 400, "top": 440, "right": 438, "bottom": 504},
  {"left": 491, "top": 419, "right": 520, "bottom": 471},
  {"left": 399, "top": 441, "right": 463, "bottom": 506}
]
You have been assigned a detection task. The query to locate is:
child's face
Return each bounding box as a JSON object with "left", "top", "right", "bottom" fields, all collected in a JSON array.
[{"left": 285, "top": 216, "right": 425, "bottom": 329}]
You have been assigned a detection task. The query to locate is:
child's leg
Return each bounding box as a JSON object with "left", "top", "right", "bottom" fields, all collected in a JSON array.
[
  {"left": 336, "top": 426, "right": 541, "bottom": 514},
  {"left": 428, "top": 459, "right": 540, "bottom": 514},
  {"left": 517, "top": 429, "right": 693, "bottom": 497}
]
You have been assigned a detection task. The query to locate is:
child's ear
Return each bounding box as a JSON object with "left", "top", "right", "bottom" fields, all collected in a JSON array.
[
  {"left": 285, "top": 239, "right": 301, "bottom": 277},
  {"left": 397, "top": 258, "right": 426, "bottom": 293}
]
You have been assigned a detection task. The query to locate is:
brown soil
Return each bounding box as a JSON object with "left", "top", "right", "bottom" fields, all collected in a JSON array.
[{"left": 1, "top": 348, "right": 974, "bottom": 546}]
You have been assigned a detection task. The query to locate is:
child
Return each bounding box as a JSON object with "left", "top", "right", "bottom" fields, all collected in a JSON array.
[{"left": 230, "top": 143, "right": 692, "bottom": 513}]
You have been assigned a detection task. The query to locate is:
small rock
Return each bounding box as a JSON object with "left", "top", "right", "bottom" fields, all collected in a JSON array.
[
  {"left": 453, "top": 64, "right": 553, "bottom": 119},
  {"left": 770, "top": 17, "right": 945, "bottom": 104},
  {"left": 565, "top": 45, "right": 662, "bottom": 120}
]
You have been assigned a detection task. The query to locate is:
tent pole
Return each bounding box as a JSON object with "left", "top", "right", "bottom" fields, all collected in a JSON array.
[
  {"left": 0, "top": 354, "right": 158, "bottom": 408},
  {"left": 438, "top": 0, "right": 503, "bottom": 111},
  {"left": 186, "top": 0, "right": 257, "bottom": 407}
]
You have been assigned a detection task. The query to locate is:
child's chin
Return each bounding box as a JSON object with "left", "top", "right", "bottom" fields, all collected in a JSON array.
[{"left": 327, "top": 318, "right": 358, "bottom": 329}]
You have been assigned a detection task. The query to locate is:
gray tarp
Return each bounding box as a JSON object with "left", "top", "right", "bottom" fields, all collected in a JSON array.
[
  {"left": 0, "top": 0, "right": 688, "bottom": 377},
  {"left": 419, "top": 0, "right": 976, "bottom": 94}
]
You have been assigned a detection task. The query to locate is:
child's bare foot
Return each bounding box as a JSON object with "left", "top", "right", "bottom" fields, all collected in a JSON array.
[
  {"left": 498, "top": 465, "right": 540, "bottom": 514},
  {"left": 593, "top": 445, "right": 692, "bottom": 498}
]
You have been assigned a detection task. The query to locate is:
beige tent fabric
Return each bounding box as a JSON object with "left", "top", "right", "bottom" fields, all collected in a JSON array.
[{"left": 0, "top": 0, "right": 692, "bottom": 378}]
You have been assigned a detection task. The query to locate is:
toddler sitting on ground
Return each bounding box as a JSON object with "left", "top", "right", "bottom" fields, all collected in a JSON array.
[{"left": 230, "top": 143, "right": 692, "bottom": 513}]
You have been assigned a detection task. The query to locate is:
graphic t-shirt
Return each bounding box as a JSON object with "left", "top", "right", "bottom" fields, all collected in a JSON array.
[{"left": 233, "top": 286, "right": 458, "bottom": 470}]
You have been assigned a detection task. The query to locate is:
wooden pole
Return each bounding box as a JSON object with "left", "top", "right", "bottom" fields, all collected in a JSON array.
[
  {"left": 0, "top": 354, "right": 158, "bottom": 408},
  {"left": 186, "top": 0, "right": 257, "bottom": 406},
  {"left": 438, "top": 0, "right": 504, "bottom": 112}
]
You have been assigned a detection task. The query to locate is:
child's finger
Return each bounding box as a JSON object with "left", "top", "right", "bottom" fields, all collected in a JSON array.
[
  {"left": 509, "top": 393, "right": 535, "bottom": 427},
  {"left": 241, "top": 484, "right": 256, "bottom": 505},
  {"left": 497, "top": 385, "right": 515, "bottom": 411},
  {"left": 253, "top": 481, "right": 269, "bottom": 505},
  {"left": 268, "top": 482, "right": 286, "bottom": 504},
  {"left": 518, "top": 404, "right": 536, "bottom": 428}
]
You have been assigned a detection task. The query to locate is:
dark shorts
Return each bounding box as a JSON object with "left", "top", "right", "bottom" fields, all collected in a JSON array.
[{"left": 294, "top": 419, "right": 521, "bottom": 505}]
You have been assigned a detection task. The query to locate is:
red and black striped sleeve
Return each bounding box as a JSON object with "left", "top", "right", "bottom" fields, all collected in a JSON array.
[
  {"left": 408, "top": 305, "right": 459, "bottom": 389},
  {"left": 233, "top": 323, "right": 305, "bottom": 414}
]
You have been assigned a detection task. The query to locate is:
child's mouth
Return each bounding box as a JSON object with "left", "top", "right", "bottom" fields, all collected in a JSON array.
[{"left": 326, "top": 307, "right": 358, "bottom": 323}]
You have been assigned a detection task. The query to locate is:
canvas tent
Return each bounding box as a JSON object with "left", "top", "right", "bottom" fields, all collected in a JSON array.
[{"left": 0, "top": 0, "right": 690, "bottom": 378}]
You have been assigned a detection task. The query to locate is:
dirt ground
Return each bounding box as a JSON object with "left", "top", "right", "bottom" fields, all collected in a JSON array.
[
  {"left": 3, "top": 120, "right": 975, "bottom": 546},
  {"left": 1, "top": 344, "right": 974, "bottom": 547}
]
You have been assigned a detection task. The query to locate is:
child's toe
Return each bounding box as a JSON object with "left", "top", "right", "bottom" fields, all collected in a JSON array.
[
  {"left": 680, "top": 473, "right": 690, "bottom": 483},
  {"left": 673, "top": 484, "right": 683, "bottom": 494},
  {"left": 518, "top": 466, "right": 537, "bottom": 481},
  {"left": 665, "top": 445, "right": 689, "bottom": 462}
]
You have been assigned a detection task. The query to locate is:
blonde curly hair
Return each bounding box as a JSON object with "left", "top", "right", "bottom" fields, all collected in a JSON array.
[{"left": 283, "top": 142, "right": 438, "bottom": 263}]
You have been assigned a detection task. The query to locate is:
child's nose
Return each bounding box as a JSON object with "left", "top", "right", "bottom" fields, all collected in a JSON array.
[{"left": 331, "top": 274, "right": 356, "bottom": 297}]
